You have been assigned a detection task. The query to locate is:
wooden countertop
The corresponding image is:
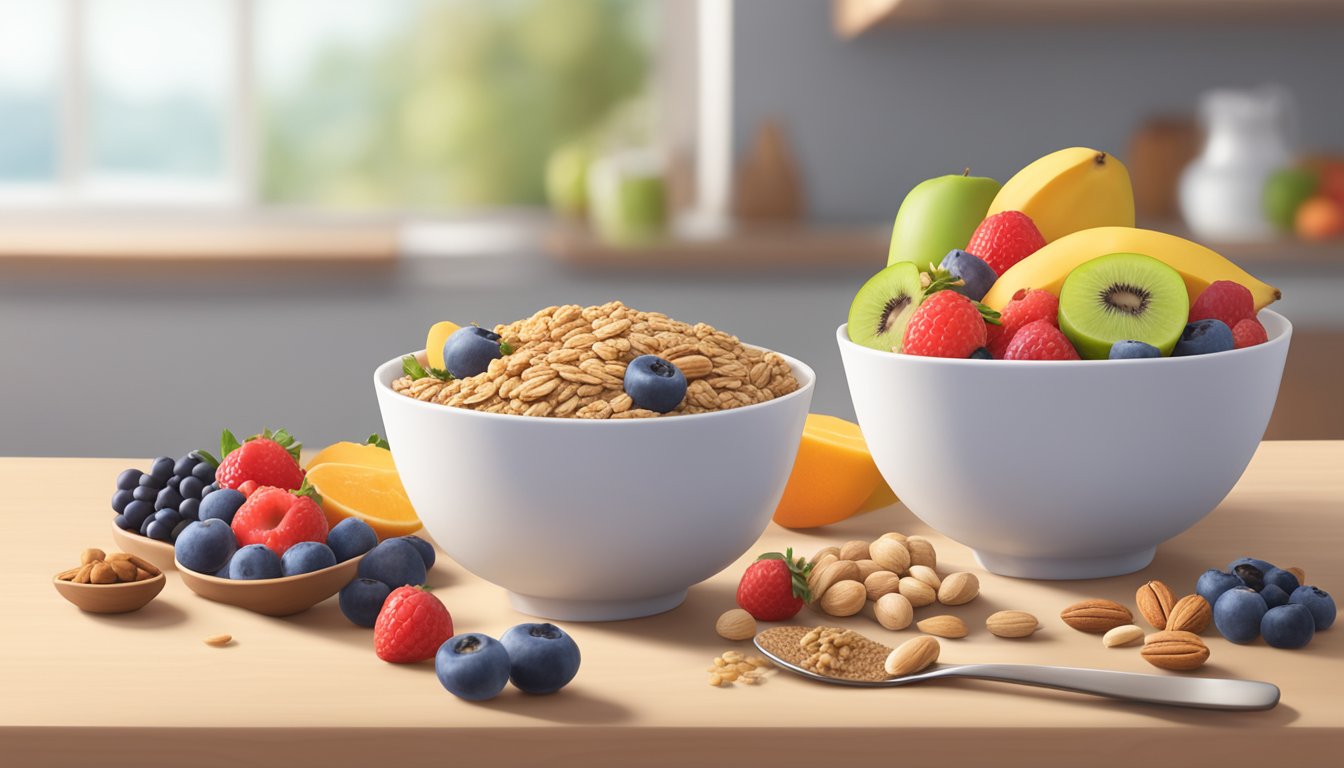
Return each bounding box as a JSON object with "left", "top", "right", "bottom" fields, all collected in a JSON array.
[{"left": 3, "top": 443, "right": 1342, "bottom": 766}]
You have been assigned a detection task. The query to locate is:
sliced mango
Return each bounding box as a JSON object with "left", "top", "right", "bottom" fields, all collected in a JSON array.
[
  {"left": 772, "top": 414, "right": 887, "bottom": 529},
  {"left": 306, "top": 463, "right": 421, "bottom": 540},
  {"left": 305, "top": 441, "right": 397, "bottom": 472},
  {"left": 426, "top": 320, "right": 462, "bottom": 370}
]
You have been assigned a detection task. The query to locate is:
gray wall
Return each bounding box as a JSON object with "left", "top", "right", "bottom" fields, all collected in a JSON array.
[{"left": 733, "top": 0, "right": 1344, "bottom": 223}]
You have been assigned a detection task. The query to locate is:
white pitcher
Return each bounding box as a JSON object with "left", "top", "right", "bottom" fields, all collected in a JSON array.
[{"left": 1178, "top": 85, "right": 1296, "bottom": 242}]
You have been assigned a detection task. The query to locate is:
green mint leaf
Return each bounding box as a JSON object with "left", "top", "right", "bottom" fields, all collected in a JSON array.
[
  {"left": 402, "top": 355, "right": 429, "bottom": 379},
  {"left": 499, "top": 341, "right": 515, "bottom": 355},
  {"left": 427, "top": 366, "right": 453, "bottom": 382},
  {"left": 193, "top": 449, "right": 220, "bottom": 468},
  {"left": 220, "top": 429, "right": 242, "bottom": 459},
  {"left": 366, "top": 434, "right": 390, "bottom": 450}
]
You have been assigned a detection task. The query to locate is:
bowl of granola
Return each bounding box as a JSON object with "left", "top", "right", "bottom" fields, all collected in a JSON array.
[{"left": 374, "top": 302, "right": 815, "bottom": 621}]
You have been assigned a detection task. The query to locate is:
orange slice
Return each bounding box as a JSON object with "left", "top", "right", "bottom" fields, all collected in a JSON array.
[
  {"left": 304, "top": 441, "right": 397, "bottom": 472},
  {"left": 772, "top": 414, "right": 888, "bottom": 529},
  {"left": 426, "top": 320, "right": 462, "bottom": 370},
  {"left": 306, "top": 463, "right": 421, "bottom": 540}
]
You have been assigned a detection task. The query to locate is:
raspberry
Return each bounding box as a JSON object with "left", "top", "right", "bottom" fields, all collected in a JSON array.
[
  {"left": 374, "top": 586, "right": 454, "bottom": 663},
  {"left": 1003, "top": 320, "right": 1081, "bottom": 361},
  {"left": 901, "top": 290, "right": 988, "bottom": 359},
  {"left": 987, "top": 288, "right": 1059, "bottom": 358},
  {"left": 966, "top": 211, "right": 1047, "bottom": 276},
  {"left": 1232, "top": 317, "right": 1268, "bottom": 349},
  {"left": 1190, "top": 281, "right": 1254, "bottom": 329},
  {"left": 231, "top": 486, "right": 329, "bottom": 556}
]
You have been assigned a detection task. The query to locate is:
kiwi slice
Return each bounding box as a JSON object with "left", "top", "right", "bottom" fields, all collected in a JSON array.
[
  {"left": 1058, "top": 252, "right": 1189, "bottom": 359},
  {"left": 848, "top": 261, "right": 924, "bottom": 352}
]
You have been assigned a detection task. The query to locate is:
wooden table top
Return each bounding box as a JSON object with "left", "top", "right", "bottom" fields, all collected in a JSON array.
[{"left": 3, "top": 443, "right": 1342, "bottom": 767}]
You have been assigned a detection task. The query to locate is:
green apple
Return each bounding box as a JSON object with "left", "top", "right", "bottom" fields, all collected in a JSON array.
[
  {"left": 1263, "top": 167, "right": 1318, "bottom": 233},
  {"left": 887, "top": 171, "right": 1000, "bottom": 268}
]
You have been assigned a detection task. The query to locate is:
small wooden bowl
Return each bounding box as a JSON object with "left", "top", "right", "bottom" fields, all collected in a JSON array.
[
  {"left": 176, "top": 553, "right": 365, "bottom": 617},
  {"left": 110, "top": 521, "right": 177, "bottom": 572},
  {"left": 53, "top": 571, "right": 166, "bottom": 614}
]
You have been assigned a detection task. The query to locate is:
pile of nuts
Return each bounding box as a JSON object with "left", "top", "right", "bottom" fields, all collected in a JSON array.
[
  {"left": 1060, "top": 578, "right": 1214, "bottom": 671},
  {"left": 56, "top": 548, "right": 160, "bottom": 584},
  {"left": 707, "top": 650, "right": 774, "bottom": 687}
]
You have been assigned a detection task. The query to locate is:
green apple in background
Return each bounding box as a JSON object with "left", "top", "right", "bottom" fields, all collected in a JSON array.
[
  {"left": 1263, "top": 167, "right": 1318, "bottom": 233},
  {"left": 887, "top": 171, "right": 1001, "bottom": 267},
  {"left": 546, "top": 141, "right": 593, "bottom": 217}
]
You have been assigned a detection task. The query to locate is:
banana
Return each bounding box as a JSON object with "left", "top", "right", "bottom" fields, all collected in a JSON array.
[
  {"left": 987, "top": 147, "right": 1135, "bottom": 242},
  {"left": 982, "top": 227, "right": 1281, "bottom": 312}
]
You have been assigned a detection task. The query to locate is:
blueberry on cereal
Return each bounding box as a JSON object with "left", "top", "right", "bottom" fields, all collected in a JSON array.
[
  {"left": 623, "top": 355, "right": 688, "bottom": 414},
  {"left": 443, "top": 326, "right": 506, "bottom": 379}
]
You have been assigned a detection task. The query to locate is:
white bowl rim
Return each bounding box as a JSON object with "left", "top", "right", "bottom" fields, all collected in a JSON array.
[
  {"left": 374, "top": 344, "right": 817, "bottom": 426},
  {"left": 836, "top": 308, "right": 1291, "bottom": 366}
]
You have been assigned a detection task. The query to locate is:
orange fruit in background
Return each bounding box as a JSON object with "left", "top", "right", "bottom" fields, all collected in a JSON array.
[
  {"left": 306, "top": 463, "right": 422, "bottom": 540},
  {"left": 1295, "top": 196, "right": 1344, "bottom": 241},
  {"left": 772, "top": 414, "right": 889, "bottom": 529},
  {"left": 305, "top": 441, "right": 397, "bottom": 472}
]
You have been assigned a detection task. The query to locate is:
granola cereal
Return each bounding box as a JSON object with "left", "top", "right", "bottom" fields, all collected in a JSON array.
[{"left": 392, "top": 302, "right": 799, "bottom": 419}]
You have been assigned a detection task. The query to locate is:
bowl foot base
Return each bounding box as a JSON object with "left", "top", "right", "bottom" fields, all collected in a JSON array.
[
  {"left": 973, "top": 547, "right": 1156, "bottom": 580},
  {"left": 508, "top": 589, "right": 688, "bottom": 622}
]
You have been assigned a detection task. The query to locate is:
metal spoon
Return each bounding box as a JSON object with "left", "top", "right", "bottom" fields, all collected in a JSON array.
[{"left": 753, "top": 635, "right": 1280, "bottom": 711}]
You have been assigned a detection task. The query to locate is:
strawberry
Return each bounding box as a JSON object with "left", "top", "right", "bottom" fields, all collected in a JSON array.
[
  {"left": 966, "top": 211, "right": 1046, "bottom": 276},
  {"left": 1190, "top": 281, "right": 1254, "bottom": 330},
  {"left": 902, "top": 290, "right": 989, "bottom": 359},
  {"left": 237, "top": 480, "right": 261, "bottom": 498},
  {"left": 736, "top": 548, "right": 811, "bottom": 621},
  {"left": 987, "top": 288, "right": 1059, "bottom": 359},
  {"left": 1232, "top": 317, "right": 1268, "bottom": 349},
  {"left": 209, "top": 428, "right": 305, "bottom": 492},
  {"left": 374, "top": 586, "right": 454, "bottom": 663},
  {"left": 1003, "top": 320, "right": 1081, "bottom": 361},
  {"left": 230, "top": 484, "right": 328, "bottom": 556}
]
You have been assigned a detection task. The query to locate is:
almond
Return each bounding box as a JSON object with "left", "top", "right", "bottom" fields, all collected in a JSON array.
[
  {"left": 874, "top": 592, "right": 914, "bottom": 630},
  {"left": 884, "top": 635, "right": 940, "bottom": 677},
  {"left": 134, "top": 568, "right": 154, "bottom": 581},
  {"left": 986, "top": 610, "right": 1039, "bottom": 638},
  {"left": 204, "top": 634, "right": 233, "bottom": 647},
  {"left": 89, "top": 562, "right": 117, "bottom": 585},
  {"left": 1286, "top": 566, "right": 1306, "bottom": 584},
  {"left": 878, "top": 531, "right": 908, "bottom": 543},
  {"left": 811, "top": 553, "right": 839, "bottom": 573},
  {"left": 905, "top": 536, "right": 937, "bottom": 569},
  {"left": 854, "top": 559, "right": 884, "bottom": 582},
  {"left": 127, "top": 555, "right": 161, "bottom": 576},
  {"left": 108, "top": 558, "right": 137, "bottom": 583},
  {"left": 863, "top": 571, "right": 902, "bottom": 602},
  {"left": 80, "top": 548, "right": 106, "bottom": 565},
  {"left": 898, "top": 576, "right": 937, "bottom": 607},
  {"left": 908, "top": 564, "right": 941, "bottom": 590},
  {"left": 818, "top": 580, "right": 866, "bottom": 617},
  {"left": 73, "top": 563, "right": 94, "bottom": 583},
  {"left": 868, "top": 537, "right": 911, "bottom": 574},
  {"left": 1102, "top": 624, "right": 1145, "bottom": 648},
  {"left": 1136, "top": 580, "right": 1176, "bottom": 629},
  {"left": 839, "top": 540, "right": 871, "bottom": 562},
  {"left": 917, "top": 615, "right": 968, "bottom": 639},
  {"left": 808, "top": 546, "right": 840, "bottom": 567},
  {"left": 1166, "top": 595, "right": 1212, "bottom": 634},
  {"left": 715, "top": 609, "right": 756, "bottom": 641},
  {"left": 808, "top": 559, "right": 859, "bottom": 602},
  {"left": 1060, "top": 599, "right": 1133, "bottom": 633},
  {"left": 1140, "top": 630, "right": 1209, "bottom": 671},
  {"left": 937, "top": 572, "right": 979, "bottom": 606}
]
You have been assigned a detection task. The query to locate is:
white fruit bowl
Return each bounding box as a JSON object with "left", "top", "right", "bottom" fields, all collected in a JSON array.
[
  {"left": 836, "top": 310, "right": 1291, "bottom": 580},
  {"left": 373, "top": 348, "right": 814, "bottom": 621}
]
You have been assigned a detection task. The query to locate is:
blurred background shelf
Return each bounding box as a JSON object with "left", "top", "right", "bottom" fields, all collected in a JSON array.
[
  {"left": 542, "top": 224, "right": 887, "bottom": 271},
  {"left": 835, "top": 0, "right": 1344, "bottom": 36}
]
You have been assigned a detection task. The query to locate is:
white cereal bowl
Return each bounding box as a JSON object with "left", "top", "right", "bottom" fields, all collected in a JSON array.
[
  {"left": 836, "top": 310, "right": 1291, "bottom": 580},
  {"left": 374, "top": 348, "right": 814, "bottom": 621}
]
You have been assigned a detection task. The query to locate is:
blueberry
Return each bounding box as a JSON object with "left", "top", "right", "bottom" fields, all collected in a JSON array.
[
  {"left": 1262, "top": 567, "right": 1300, "bottom": 594},
  {"left": 171, "top": 520, "right": 191, "bottom": 542},
  {"left": 132, "top": 484, "right": 157, "bottom": 503},
  {"left": 442, "top": 326, "right": 505, "bottom": 379},
  {"left": 113, "top": 514, "right": 132, "bottom": 530},
  {"left": 1174, "top": 319, "right": 1234, "bottom": 356},
  {"left": 1261, "top": 604, "right": 1316, "bottom": 649},
  {"left": 1109, "top": 340, "right": 1162, "bottom": 359},
  {"left": 212, "top": 558, "right": 232, "bottom": 578},
  {"left": 282, "top": 542, "right": 337, "bottom": 577},
  {"left": 400, "top": 535, "right": 436, "bottom": 569},
  {"left": 969, "top": 347, "right": 992, "bottom": 360},
  {"left": 1229, "top": 556, "right": 1276, "bottom": 574},
  {"left": 1233, "top": 563, "right": 1265, "bottom": 591},
  {"left": 155, "top": 486, "right": 183, "bottom": 512},
  {"left": 175, "top": 519, "right": 238, "bottom": 573},
  {"left": 623, "top": 355, "right": 687, "bottom": 414},
  {"left": 328, "top": 518, "right": 378, "bottom": 562},
  {"left": 145, "top": 519, "right": 174, "bottom": 542},
  {"left": 201, "top": 482, "right": 219, "bottom": 497},
  {"left": 192, "top": 462, "right": 216, "bottom": 483},
  {"left": 138, "top": 473, "right": 165, "bottom": 490},
  {"left": 179, "top": 497, "right": 201, "bottom": 522},
  {"left": 178, "top": 476, "right": 204, "bottom": 500},
  {"left": 150, "top": 456, "right": 175, "bottom": 482},
  {"left": 1214, "top": 587, "right": 1268, "bottom": 644},
  {"left": 499, "top": 623, "right": 581, "bottom": 695},
  {"left": 116, "top": 468, "right": 144, "bottom": 491},
  {"left": 339, "top": 578, "right": 391, "bottom": 627},
  {"left": 139, "top": 514, "right": 155, "bottom": 537},
  {"left": 357, "top": 539, "right": 426, "bottom": 588},
  {"left": 173, "top": 454, "right": 200, "bottom": 477},
  {"left": 123, "top": 499, "right": 154, "bottom": 528},
  {"left": 199, "top": 488, "right": 246, "bottom": 525},
  {"left": 112, "top": 489, "right": 133, "bottom": 514},
  {"left": 230, "top": 544, "right": 282, "bottom": 580},
  {"left": 940, "top": 249, "right": 997, "bottom": 302},
  {"left": 435, "top": 633, "right": 512, "bottom": 701},
  {"left": 1261, "top": 583, "right": 1290, "bottom": 609},
  {"left": 154, "top": 507, "right": 182, "bottom": 526},
  {"left": 1290, "top": 586, "right": 1336, "bottom": 630}
]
